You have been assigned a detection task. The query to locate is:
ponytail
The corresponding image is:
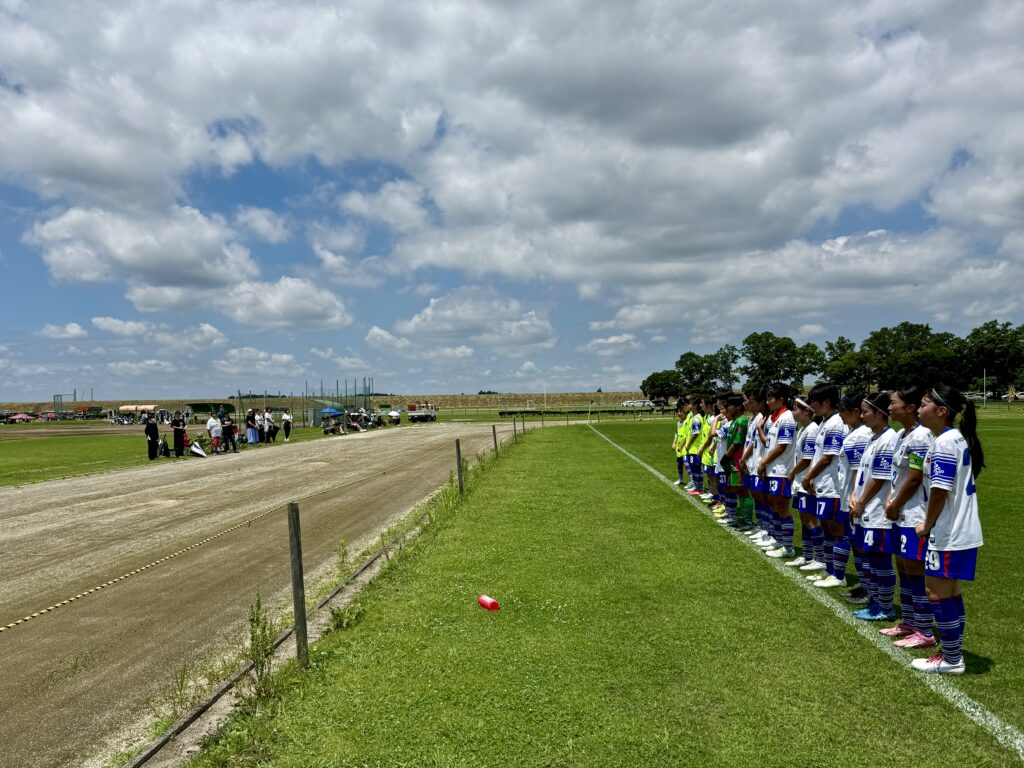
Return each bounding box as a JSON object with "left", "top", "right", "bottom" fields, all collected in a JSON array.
[
  {"left": 932, "top": 384, "right": 985, "bottom": 478},
  {"left": 960, "top": 400, "right": 985, "bottom": 478}
]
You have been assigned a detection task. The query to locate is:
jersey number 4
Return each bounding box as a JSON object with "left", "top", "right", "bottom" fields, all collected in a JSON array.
[{"left": 863, "top": 530, "right": 874, "bottom": 547}]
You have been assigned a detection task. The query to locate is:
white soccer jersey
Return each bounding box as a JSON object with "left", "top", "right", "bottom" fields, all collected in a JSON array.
[
  {"left": 923, "top": 428, "right": 983, "bottom": 551},
  {"left": 745, "top": 413, "right": 765, "bottom": 474},
  {"left": 838, "top": 424, "right": 872, "bottom": 509},
  {"left": 810, "top": 412, "right": 849, "bottom": 498},
  {"left": 892, "top": 424, "right": 935, "bottom": 527},
  {"left": 792, "top": 421, "right": 819, "bottom": 492},
  {"left": 854, "top": 426, "right": 898, "bottom": 528},
  {"left": 765, "top": 409, "right": 797, "bottom": 477},
  {"left": 715, "top": 418, "right": 732, "bottom": 468}
]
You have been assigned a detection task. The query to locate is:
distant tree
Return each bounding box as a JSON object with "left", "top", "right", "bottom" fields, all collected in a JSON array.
[
  {"left": 641, "top": 370, "right": 683, "bottom": 400},
  {"left": 822, "top": 336, "right": 874, "bottom": 390},
  {"left": 964, "top": 320, "right": 1024, "bottom": 399},
  {"left": 860, "top": 322, "right": 968, "bottom": 390},
  {"left": 740, "top": 332, "right": 822, "bottom": 388},
  {"left": 707, "top": 344, "right": 741, "bottom": 389},
  {"left": 675, "top": 351, "right": 715, "bottom": 391}
]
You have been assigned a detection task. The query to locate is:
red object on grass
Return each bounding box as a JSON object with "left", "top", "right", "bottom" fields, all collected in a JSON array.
[{"left": 478, "top": 595, "right": 500, "bottom": 611}]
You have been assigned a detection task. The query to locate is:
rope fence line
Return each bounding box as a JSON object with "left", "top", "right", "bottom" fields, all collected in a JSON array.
[{"left": 0, "top": 433, "right": 479, "bottom": 636}]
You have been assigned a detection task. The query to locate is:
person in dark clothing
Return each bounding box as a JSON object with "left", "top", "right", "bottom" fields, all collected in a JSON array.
[
  {"left": 171, "top": 410, "right": 186, "bottom": 458},
  {"left": 144, "top": 412, "right": 160, "bottom": 460},
  {"left": 221, "top": 410, "right": 238, "bottom": 453}
]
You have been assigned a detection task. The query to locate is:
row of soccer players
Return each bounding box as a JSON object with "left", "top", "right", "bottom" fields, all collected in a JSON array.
[{"left": 670, "top": 382, "right": 984, "bottom": 675}]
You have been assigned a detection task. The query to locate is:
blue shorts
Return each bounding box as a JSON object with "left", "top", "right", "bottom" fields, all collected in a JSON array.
[
  {"left": 748, "top": 475, "right": 766, "bottom": 493},
  {"left": 813, "top": 496, "right": 843, "bottom": 522},
  {"left": 858, "top": 526, "right": 895, "bottom": 554},
  {"left": 704, "top": 465, "right": 714, "bottom": 477},
  {"left": 898, "top": 526, "right": 928, "bottom": 562},
  {"left": 925, "top": 548, "right": 978, "bottom": 581},
  {"left": 794, "top": 492, "right": 812, "bottom": 514},
  {"left": 715, "top": 471, "right": 728, "bottom": 487},
  {"left": 766, "top": 476, "right": 792, "bottom": 498}
]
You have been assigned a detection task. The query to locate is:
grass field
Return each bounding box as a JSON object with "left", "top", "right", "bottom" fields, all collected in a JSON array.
[
  {"left": 0, "top": 425, "right": 330, "bottom": 486},
  {"left": 185, "top": 417, "right": 1023, "bottom": 768}
]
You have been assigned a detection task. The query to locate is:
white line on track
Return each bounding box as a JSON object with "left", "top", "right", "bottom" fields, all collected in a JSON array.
[{"left": 589, "top": 425, "right": 1024, "bottom": 764}]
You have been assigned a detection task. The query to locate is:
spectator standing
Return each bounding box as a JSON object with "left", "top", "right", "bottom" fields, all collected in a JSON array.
[
  {"left": 282, "top": 408, "right": 293, "bottom": 442},
  {"left": 171, "top": 410, "right": 186, "bottom": 458},
  {"left": 264, "top": 407, "right": 277, "bottom": 442},
  {"left": 246, "top": 409, "right": 259, "bottom": 446},
  {"left": 144, "top": 411, "right": 159, "bottom": 460},
  {"left": 221, "top": 410, "right": 238, "bottom": 453},
  {"left": 206, "top": 412, "right": 223, "bottom": 453}
]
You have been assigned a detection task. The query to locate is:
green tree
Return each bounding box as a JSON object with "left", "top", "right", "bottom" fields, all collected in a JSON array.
[
  {"left": 964, "top": 320, "right": 1024, "bottom": 399},
  {"left": 707, "top": 344, "right": 741, "bottom": 389},
  {"left": 739, "top": 332, "right": 822, "bottom": 388},
  {"left": 822, "top": 336, "right": 874, "bottom": 390},
  {"left": 675, "top": 351, "right": 715, "bottom": 391},
  {"left": 640, "top": 370, "right": 682, "bottom": 400},
  {"left": 860, "top": 322, "right": 968, "bottom": 390}
]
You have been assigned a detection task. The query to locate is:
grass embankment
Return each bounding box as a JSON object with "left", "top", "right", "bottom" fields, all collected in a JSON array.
[
  {"left": 188, "top": 424, "right": 1020, "bottom": 767},
  {"left": 0, "top": 426, "right": 329, "bottom": 487}
]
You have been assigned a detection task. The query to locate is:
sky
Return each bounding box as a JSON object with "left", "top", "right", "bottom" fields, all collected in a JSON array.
[{"left": 1, "top": 0, "right": 1023, "bottom": 401}]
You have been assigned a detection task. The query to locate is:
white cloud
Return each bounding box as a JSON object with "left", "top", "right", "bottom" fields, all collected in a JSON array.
[
  {"left": 107, "top": 359, "right": 176, "bottom": 376},
  {"left": 92, "top": 316, "right": 152, "bottom": 336},
  {"left": 342, "top": 180, "right": 429, "bottom": 233},
  {"left": 365, "top": 326, "right": 412, "bottom": 352},
  {"left": 25, "top": 206, "right": 258, "bottom": 286},
  {"left": 235, "top": 206, "right": 290, "bottom": 243},
  {"left": 582, "top": 333, "right": 642, "bottom": 357},
  {"left": 436, "top": 345, "right": 473, "bottom": 359},
  {"left": 310, "top": 346, "right": 368, "bottom": 369},
  {"left": 393, "top": 287, "right": 556, "bottom": 357},
  {"left": 151, "top": 323, "right": 228, "bottom": 354},
  {"left": 40, "top": 322, "right": 87, "bottom": 339},
  {"left": 214, "top": 347, "right": 301, "bottom": 376}
]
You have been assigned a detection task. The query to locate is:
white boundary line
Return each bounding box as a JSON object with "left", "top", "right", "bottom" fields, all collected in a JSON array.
[{"left": 589, "top": 425, "right": 1024, "bottom": 763}]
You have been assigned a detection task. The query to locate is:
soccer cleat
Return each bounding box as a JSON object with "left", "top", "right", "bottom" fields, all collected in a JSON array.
[
  {"left": 747, "top": 529, "right": 766, "bottom": 539},
  {"left": 674, "top": 479, "right": 683, "bottom": 486},
  {"left": 766, "top": 546, "right": 794, "bottom": 558},
  {"left": 854, "top": 606, "right": 898, "bottom": 621},
  {"left": 894, "top": 631, "right": 937, "bottom": 649},
  {"left": 798, "top": 560, "right": 826, "bottom": 572},
  {"left": 805, "top": 572, "right": 824, "bottom": 581},
  {"left": 841, "top": 587, "right": 868, "bottom": 600},
  {"left": 685, "top": 483, "right": 695, "bottom": 491},
  {"left": 688, "top": 489, "right": 702, "bottom": 496},
  {"left": 845, "top": 593, "right": 870, "bottom": 605},
  {"left": 879, "top": 623, "right": 915, "bottom": 638},
  {"left": 911, "top": 654, "right": 965, "bottom": 675},
  {"left": 757, "top": 537, "right": 778, "bottom": 549},
  {"left": 813, "top": 575, "right": 846, "bottom": 588},
  {"left": 784, "top": 556, "right": 807, "bottom": 567}
]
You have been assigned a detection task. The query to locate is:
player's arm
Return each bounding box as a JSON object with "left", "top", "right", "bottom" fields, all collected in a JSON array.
[
  {"left": 885, "top": 458, "right": 924, "bottom": 520},
  {"left": 850, "top": 476, "right": 884, "bottom": 518},
  {"left": 759, "top": 444, "right": 785, "bottom": 476},
  {"left": 787, "top": 456, "right": 809, "bottom": 482},
  {"left": 916, "top": 488, "right": 948, "bottom": 537}
]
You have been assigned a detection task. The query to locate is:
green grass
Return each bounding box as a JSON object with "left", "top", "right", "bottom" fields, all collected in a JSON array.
[
  {"left": 187, "top": 423, "right": 1022, "bottom": 767},
  {"left": 0, "top": 426, "right": 331, "bottom": 487}
]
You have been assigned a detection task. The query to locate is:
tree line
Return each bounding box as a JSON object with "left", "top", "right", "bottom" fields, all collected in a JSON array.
[{"left": 640, "top": 320, "right": 1024, "bottom": 400}]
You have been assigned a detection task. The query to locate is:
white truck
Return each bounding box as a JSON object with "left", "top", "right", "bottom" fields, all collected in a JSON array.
[{"left": 406, "top": 403, "right": 438, "bottom": 423}]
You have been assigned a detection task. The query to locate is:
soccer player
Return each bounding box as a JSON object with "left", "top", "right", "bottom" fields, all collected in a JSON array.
[
  {"left": 832, "top": 392, "right": 873, "bottom": 599},
  {"left": 722, "top": 393, "right": 753, "bottom": 528},
  {"left": 697, "top": 397, "right": 720, "bottom": 506},
  {"left": 741, "top": 389, "right": 773, "bottom": 549},
  {"left": 850, "top": 392, "right": 900, "bottom": 621},
  {"left": 759, "top": 383, "right": 798, "bottom": 559},
  {"left": 785, "top": 398, "right": 820, "bottom": 568},
  {"left": 815, "top": 392, "right": 871, "bottom": 588},
  {"left": 910, "top": 385, "right": 984, "bottom": 675},
  {"left": 685, "top": 398, "right": 706, "bottom": 496},
  {"left": 884, "top": 386, "right": 936, "bottom": 648},
  {"left": 800, "top": 384, "right": 849, "bottom": 576},
  {"left": 673, "top": 398, "right": 691, "bottom": 486},
  {"left": 713, "top": 394, "right": 736, "bottom": 523}
]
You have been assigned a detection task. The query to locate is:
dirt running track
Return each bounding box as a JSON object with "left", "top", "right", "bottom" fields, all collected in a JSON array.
[{"left": 0, "top": 423, "right": 511, "bottom": 768}]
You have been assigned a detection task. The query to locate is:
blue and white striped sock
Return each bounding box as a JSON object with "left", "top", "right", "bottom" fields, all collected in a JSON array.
[
  {"left": 809, "top": 526, "right": 825, "bottom": 564},
  {"left": 934, "top": 597, "right": 964, "bottom": 664},
  {"left": 869, "top": 554, "right": 896, "bottom": 611},
  {"left": 898, "top": 573, "right": 913, "bottom": 623},
  {"left": 908, "top": 573, "right": 933, "bottom": 637},
  {"left": 831, "top": 534, "right": 850, "bottom": 580},
  {"left": 780, "top": 516, "right": 794, "bottom": 549}
]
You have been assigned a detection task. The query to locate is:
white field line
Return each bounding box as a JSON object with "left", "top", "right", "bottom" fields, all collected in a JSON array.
[{"left": 589, "top": 425, "right": 1024, "bottom": 763}]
